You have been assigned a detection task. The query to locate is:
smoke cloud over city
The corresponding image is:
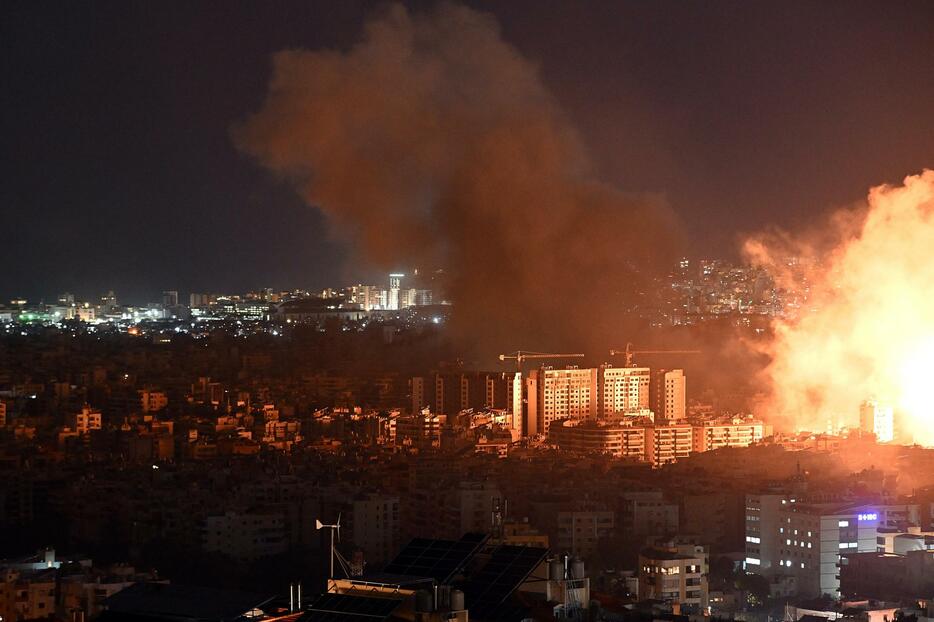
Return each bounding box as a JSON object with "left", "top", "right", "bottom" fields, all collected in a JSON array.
[
  {"left": 746, "top": 170, "right": 934, "bottom": 443},
  {"left": 235, "top": 2, "right": 680, "bottom": 353}
]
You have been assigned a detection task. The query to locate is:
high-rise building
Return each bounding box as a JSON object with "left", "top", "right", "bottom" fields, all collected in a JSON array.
[
  {"left": 598, "top": 366, "right": 650, "bottom": 418},
  {"left": 859, "top": 400, "right": 894, "bottom": 443},
  {"left": 162, "top": 290, "right": 178, "bottom": 307},
  {"left": 651, "top": 369, "right": 686, "bottom": 422},
  {"left": 528, "top": 366, "right": 598, "bottom": 436},
  {"left": 387, "top": 273, "right": 404, "bottom": 310}
]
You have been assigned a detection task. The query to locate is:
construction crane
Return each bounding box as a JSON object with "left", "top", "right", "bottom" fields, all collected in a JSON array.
[
  {"left": 498, "top": 351, "right": 585, "bottom": 372},
  {"left": 609, "top": 342, "right": 701, "bottom": 367}
]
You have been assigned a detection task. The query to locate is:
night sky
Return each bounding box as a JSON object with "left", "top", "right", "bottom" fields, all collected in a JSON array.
[{"left": 3, "top": 0, "right": 932, "bottom": 304}]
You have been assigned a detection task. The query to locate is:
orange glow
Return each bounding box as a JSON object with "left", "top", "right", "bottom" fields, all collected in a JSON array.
[{"left": 746, "top": 170, "right": 934, "bottom": 445}]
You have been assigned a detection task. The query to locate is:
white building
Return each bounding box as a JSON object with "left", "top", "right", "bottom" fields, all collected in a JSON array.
[
  {"left": 652, "top": 369, "right": 686, "bottom": 421},
  {"left": 528, "top": 367, "right": 597, "bottom": 435},
  {"left": 599, "top": 366, "right": 650, "bottom": 418},
  {"left": 387, "top": 273, "right": 404, "bottom": 310},
  {"left": 744, "top": 495, "right": 920, "bottom": 598},
  {"left": 859, "top": 400, "right": 894, "bottom": 443}
]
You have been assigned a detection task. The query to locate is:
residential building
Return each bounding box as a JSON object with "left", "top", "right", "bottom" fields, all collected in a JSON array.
[
  {"left": 693, "top": 417, "right": 768, "bottom": 452},
  {"left": 556, "top": 509, "right": 615, "bottom": 559},
  {"left": 345, "top": 493, "right": 400, "bottom": 566},
  {"left": 651, "top": 369, "right": 686, "bottom": 422},
  {"left": 646, "top": 423, "right": 693, "bottom": 467},
  {"left": 528, "top": 366, "right": 597, "bottom": 435},
  {"left": 860, "top": 400, "right": 894, "bottom": 443},
  {"left": 639, "top": 542, "right": 709, "bottom": 613},
  {"left": 599, "top": 366, "right": 650, "bottom": 418},
  {"left": 744, "top": 495, "right": 921, "bottom": 598},
  {"left": 202, "top": 509, "right": 287, "bottom": 561},
  {"left": 65, "top": 406, "right": 102, "bottom": 435}
]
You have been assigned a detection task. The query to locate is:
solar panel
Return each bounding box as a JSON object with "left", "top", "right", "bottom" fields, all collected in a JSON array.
[
  {"left": 301, "top": 593, "right": 402, "bottom": 622},
  {"left": 463, "top": 545, "right": 548, "bottom": 617},
  {"left": 382, "top": 533, "right": 489, "bottom": 582}
]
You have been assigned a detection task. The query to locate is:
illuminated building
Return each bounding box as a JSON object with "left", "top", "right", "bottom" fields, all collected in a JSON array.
[
  {"left": 65, "top": 405, "right": 102, "bottom": 435},
  {"left": 646, "top": 423, "right": 693, "bottom": 467},
  {"left": 395, "top": 412, "right": 442, "bottom": 448},
  {"left": 638, "top": 542, "right": 708, "bottom": 613},
  {"left": 744, "top": 495, "right": 920, "bottom": 598},
  {"left": 859, "top": 400, "right": 894, "bottom": 443},
  {"left": 138, "top": 389, "right": 168, "bottom": 413},
  {"left": 651, "top": 369, "right": 686, "bottom": 421},
  {"left": 387, "top": 273, "right": 404, "bottom": 310},
  {"left": 598, "top": 365, "right": 650, "bottom": 418},
  {"left": 527, "top": 366, "right": 597, "bottom": 435},
  {"left": 549, "top": 420, "right": 646, "bottom": 460},
  {"left": 693, "top": 417, "right": 768, "bottom": 452},
  {"left": 347, "top": 284, "right": 383, "bottom": 311}
]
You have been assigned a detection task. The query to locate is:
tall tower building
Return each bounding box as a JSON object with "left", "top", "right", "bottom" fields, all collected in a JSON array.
[
  {"left": 387, "top": 273, "right": 404, "bottom": 310},
  {"left": 651, "top": 369, "right": 687, "bottom": 422},
  {"left": 859, "top": 399, "right": 894, "bottom": 443},
  {"left": 598, "top": 366, "right": 650, "bottom": 418},
  {"left": 528, "top": 366, "right": 597, "bottom": 436}
]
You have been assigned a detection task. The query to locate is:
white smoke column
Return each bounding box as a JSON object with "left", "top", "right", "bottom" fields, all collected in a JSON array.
[{"left": 746, "top": 170, "right": 934, "bottom": 443}]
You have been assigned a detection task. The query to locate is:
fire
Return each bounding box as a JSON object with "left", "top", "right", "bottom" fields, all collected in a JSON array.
[{"left": 747, "top": 170, "right": 934, "bottom": 444}]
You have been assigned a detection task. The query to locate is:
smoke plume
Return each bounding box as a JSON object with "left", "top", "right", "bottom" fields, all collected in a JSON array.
[
  {"left": 234, "top": 2, "right": 680, "bottom": 354},
  {"left": 745, "top": 170, "right": 934, "bottom": 444}
]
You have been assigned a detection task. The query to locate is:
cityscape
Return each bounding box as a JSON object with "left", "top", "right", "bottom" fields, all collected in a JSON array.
[{"left": 2, "top": 2, "right": 933, "bottom": 622}]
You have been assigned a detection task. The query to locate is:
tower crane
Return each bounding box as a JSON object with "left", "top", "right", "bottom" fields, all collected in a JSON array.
[
  {"left": 498, "top": 351, "right": 585, "bottom": 372},
  {"left": 609, "top": 342, "right": 701, "bottom": 367}
]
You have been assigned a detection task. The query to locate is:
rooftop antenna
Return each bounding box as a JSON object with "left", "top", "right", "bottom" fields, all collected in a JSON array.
[{"left": 316, "top": 513, "right": 341, "bottom": 579}]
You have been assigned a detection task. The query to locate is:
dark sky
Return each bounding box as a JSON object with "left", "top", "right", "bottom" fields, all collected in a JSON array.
[{"left": 2, "top": 0, "right": 932, "bottom": 304}]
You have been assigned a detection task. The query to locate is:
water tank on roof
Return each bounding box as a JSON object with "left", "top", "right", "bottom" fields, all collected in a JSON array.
[
  {"left": 571, "top": 557, "right": 585, "bottom": 579},
  {"left": 450, "top": 589, "right": 465, "bottom": 611},
  {"left": 550, "top": 558, "right": 565, "bottom": 581},
  {"left": 415, "top": 590, "right": 434, "bottom": 613}
]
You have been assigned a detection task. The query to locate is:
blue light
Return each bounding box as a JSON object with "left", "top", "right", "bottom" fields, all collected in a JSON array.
[{"left": 857, "top": 512, "right": 878, "bottom": 522}]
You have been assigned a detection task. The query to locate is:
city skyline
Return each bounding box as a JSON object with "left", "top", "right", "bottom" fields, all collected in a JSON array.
[
  {"left": 3, "top": 1, "right": 933, "bottom": 302},
  {"left": 3, "top": 2, "right": 934, "bottom": 620}
]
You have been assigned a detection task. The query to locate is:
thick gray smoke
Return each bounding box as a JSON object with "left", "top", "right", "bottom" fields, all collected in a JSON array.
[{"left": 235, "top": 2, "right": 681, "bottom": 354}]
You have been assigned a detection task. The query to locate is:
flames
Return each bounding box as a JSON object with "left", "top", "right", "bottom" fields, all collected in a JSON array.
[{"left": 747, "top": 170, "right": 934, "bottom": 445}]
